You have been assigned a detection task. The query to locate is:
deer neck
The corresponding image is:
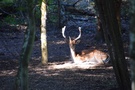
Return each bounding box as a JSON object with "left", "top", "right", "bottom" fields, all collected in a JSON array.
[{"left": 69, "top": 45, "right": 76, "bottom": 62}]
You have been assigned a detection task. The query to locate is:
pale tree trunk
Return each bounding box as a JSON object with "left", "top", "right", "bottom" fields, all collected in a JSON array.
[
  {"left": 130, "top": 1, "right": 135, "bottom": 90},
  {"left": 14, "top": 0, "right": 36, "bottom": 90},
  {"left": 40, "top": 0, "right": 48, "bottom": 65}
]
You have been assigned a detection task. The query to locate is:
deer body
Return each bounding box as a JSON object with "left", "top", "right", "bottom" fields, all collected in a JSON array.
[{"left": 62, "top": 26, "right": 110, "bottom": 65}]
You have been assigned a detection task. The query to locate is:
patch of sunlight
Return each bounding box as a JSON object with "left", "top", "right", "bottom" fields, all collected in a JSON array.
[
  {"left": 125, "top": 56, "right": 130, "bottom": 60},
  {"left": 51, "top": 40, "right": 66, "bottom": 45},
  {"left": 35, "top": 70, "right": 60, "bottom": 77},
  {"left": 29, "top": 60, "right": 113, "bottom": 77},
  {"left": 16, "top": 24, "right": 27, "bottom": 30},
  {"left": 0, "top": 70, "right": 16, "bottom": 76},
  {"left": 47, "top": 61, "right": 109, "bottom": 70},
  {"left": 75, "top": 72, "right": 104, "bottom": 77}
]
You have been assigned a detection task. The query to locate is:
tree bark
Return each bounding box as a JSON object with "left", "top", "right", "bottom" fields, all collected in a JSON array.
[
  {"left": 95, "top": 0, "right": 122, "bottom": 42},
  {"left": 14, "top": 0, "right": 36, "bottom": 90},
  {"left": 40, "top": 0, "right": 48, "bottom": 65},
  {"left": 95, "top": 0, "right": 131, "bottom": 90},
  {"left": 130, "top": 0, "right": 135, "bottom": 90}
]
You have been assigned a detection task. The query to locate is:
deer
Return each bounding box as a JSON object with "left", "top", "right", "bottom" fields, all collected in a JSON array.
[{"left": 62, "top": 26, "right": 110, "bottom": 66}]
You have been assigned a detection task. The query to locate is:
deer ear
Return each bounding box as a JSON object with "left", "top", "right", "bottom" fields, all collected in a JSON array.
[
  {"left": 64, "top": 38, "right": 68, "bottom": 43},
  {"left": 75, "top": 40, "right": 80, "bottom": 44},
  {"left": 62, "top": 36, "right": 70, "bottom": 43}
]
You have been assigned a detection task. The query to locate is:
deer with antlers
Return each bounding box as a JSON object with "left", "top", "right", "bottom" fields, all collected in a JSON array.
[{"left": 62, "top": 26, "right": 110, "bottom": 66}]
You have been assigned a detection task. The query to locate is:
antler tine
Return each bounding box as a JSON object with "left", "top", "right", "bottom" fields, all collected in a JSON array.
[
  {"left": 75, "top": 27, "right": 81, "bottom": 40},
  {"left": 62, "top": 26, "right": 66, "bottom": 38}
]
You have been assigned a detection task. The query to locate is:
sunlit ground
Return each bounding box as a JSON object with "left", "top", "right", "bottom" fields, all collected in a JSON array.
[
  {"left": 46, "top": 61, "right": 113, "bottom": 70},
  {"left": 0, "top": 57, "right": 119, "bottom": 90}
]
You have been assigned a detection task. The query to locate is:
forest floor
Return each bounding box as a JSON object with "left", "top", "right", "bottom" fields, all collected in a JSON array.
[{"left": 0, "top": 18, "right": 130, "bottom": 90}]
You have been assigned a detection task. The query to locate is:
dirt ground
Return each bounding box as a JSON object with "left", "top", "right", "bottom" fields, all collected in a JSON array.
[{"left": 0, "top": 19, "right": 129, "bottom": 90}]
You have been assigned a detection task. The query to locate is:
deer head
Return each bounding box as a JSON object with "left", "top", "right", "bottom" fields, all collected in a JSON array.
[
  {"left": 62, "top": 26, "right": 82, "bottom": 63},
  {"left": 62, "top": 26, "right": 81, "bottom": 50},
  {"left": 62, "top": 26, "right": 110, "bottom": 65}
]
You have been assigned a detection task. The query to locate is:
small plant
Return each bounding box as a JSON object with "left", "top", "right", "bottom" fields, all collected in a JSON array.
[
  {"left": 48, "top": 14, "right": 58, "bottom": 23},
  {"left": 0, "top": 0, "right": 14, "bottom": 4},
  {"left": 3, "top": 16, "right": 18, "bottom": 25}
]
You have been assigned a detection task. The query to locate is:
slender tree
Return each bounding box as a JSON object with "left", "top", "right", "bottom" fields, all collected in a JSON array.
[
  {"left": 40, "top": 0, "right": 48, "bottom": 65},
  {"left": 130, "top": 1, "right": 135, "bottom": 90},
  {"left": 95, "top": 0, "right": 131, "bottom": 90},
  {"left": 14, "top": 0, "right": 36, "bottom": 89}
]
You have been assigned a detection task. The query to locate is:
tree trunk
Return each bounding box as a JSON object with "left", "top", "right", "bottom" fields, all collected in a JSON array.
[
  {"left": 95, "top": 0, "right": 131, "bottom": 90},
  {"left": 14, "top": 0, "right": 36, "bottom": 90},
  {"left": 95, "top": 0, "right": 121, "bottom": 42},
  {"left": 130, "top": 0, "right": 135, "bottom": 90},
  {"left": 40, "top": 0, "right": 48, "bottom": 65}
]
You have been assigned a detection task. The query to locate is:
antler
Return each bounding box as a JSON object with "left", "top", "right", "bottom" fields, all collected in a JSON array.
[
  {"left": 74, "top": 27, "right": 81, "bottom": 40},
  {"left": 62, "top": 26, "right": 81, "bottom": 40},
  {"left": 62, "top": 26, "right": 66, "bottom": 38}
]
